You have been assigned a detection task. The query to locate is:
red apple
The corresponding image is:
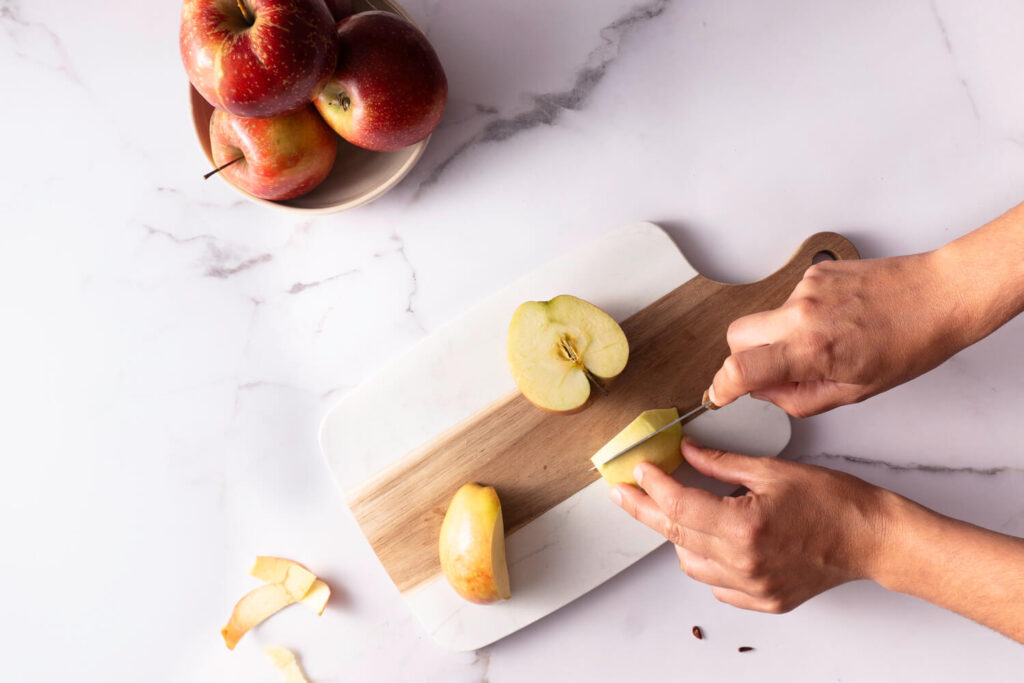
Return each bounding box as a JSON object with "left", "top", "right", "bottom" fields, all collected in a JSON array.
[
  {"left": 314, "top": 12, "right": 447, "bottom": 151},
  {"left": 208, "top": 106, "right": 337, "bottom": 200},
  {"left": 180, "top": 0, "right": 337, "bottom": 118},
  {"left": 323, "top": 0, "right": 354, "bottom": 21}
]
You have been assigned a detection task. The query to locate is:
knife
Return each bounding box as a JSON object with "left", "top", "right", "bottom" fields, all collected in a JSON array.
[{"left": 589, "top": 389, "right": 719, "bottom": 471}]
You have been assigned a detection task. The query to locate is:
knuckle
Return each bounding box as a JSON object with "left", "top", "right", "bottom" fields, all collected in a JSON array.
[
  {"left": 721, "top": 355, "right": 747, "bottom": 387},
  {"left": 659, "top": 518, "right": 684, "bottom": 545},
  {"left": 791, "top": 298, "right": 819, "bottom": 326},
  {"left": 733, "top": 554, "right": 764, "bottom": 578},
  {"left": 761, "top": 596, "right": 789, "bottom": 614}
]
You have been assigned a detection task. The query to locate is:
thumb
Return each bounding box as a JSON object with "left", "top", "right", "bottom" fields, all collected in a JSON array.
[{"left": 681, "top": 437, "right": 771, "bottom": 489}]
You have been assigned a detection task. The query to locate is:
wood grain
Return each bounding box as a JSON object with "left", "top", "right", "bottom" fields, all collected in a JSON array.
[{"left": 346, "top": 232, "right": 859, "bottom": 594}]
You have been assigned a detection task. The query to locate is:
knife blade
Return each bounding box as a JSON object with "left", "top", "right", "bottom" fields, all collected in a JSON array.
[{"left": 589, "top": 389, "right": 719, "bottom": 471}]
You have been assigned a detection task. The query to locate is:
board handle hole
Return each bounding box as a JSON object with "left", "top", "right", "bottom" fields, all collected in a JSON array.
[{"left": 812, "top": 250, "right": 838, "bottom": 264}]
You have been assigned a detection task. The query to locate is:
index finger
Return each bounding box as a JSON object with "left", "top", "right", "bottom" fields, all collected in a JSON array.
[
  {"left": 710, "top": 342, "right": 818, "bottom": 406},
  {"left": 632, "top": 461, "right": 728, "bottom": 535}
]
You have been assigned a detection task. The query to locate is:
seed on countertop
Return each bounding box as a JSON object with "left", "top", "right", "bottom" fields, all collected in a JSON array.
[
  {"left": 738, "top": 646, "right": 754, "bottom": 653},
  {"left": 692, "top": 626, "right": 703, "bottom": 640}
]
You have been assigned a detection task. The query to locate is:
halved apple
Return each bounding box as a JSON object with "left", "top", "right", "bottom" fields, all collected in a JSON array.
[
  {"left": 591, "top": 408, "right": 684, "bottom": 485},
  {"left": 221, "top": 583, "right": 297, "bottom": 650},
  {"left": 263, "top": 646, "right": 310, "bottom": 683},
  {"left": 438, "top": 483, "right": 511, "bottom": 604},
  {"left": 507, "top": 295, "right": 628, "bottom": 413}
]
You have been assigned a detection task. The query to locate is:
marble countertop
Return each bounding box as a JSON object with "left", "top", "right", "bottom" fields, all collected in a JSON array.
[{"left": 3, "top": 0, "right": 1023, "bottom": 680}]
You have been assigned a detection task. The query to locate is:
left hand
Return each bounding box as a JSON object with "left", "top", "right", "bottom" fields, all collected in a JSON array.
[{"left": 610, "top": 438, "right": 896, "bottom": 612}]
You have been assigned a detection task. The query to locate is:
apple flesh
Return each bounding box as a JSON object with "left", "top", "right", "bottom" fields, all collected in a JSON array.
[
  {"left": 180, "top": 0, "right": 337, "bottom": 118},
  {"left": 507, "top": 295, "right": 629, "bottom": 413},
  {"left": 591, "top": 409, "right": 684, "bottom": 485},
  {"left": 438, "top": 483, "right": 511, "bottom": 605},
  {"left": 209, "top": 105, "right": 337, "bottom": 200},
  {"left": 263, "top": 646, "right": 310, "bottom": 683},
  {"left": 249, "top": 556, "right": 330, "bottom": 614},
  {"left": 314, "top": 12, "right": 447, "bottom": 151}
]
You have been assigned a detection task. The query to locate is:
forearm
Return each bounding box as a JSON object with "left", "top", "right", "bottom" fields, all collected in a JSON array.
[
  {"left": 932, "top": 202, "right": 1024, "bottom": 348},
  {"left": 870, "top": 492, "right": 1024, "bottom": 643}
]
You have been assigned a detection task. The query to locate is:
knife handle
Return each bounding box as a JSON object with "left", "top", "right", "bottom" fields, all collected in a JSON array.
[{"left": 702, "top": 388, "right": 720, "bottom": 410}]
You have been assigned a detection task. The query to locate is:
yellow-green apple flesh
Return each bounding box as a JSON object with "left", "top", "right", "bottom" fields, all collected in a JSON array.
[
  {"left": 507, "top": 295, "right": 629, "bottom": 413},
  {"left": 180, "top": 0, "right": 337, "bottom": 118},
  {"left": 209, "top": 106, "right": 337, "bottom": 200},
  {"left": 314, "top": 12, "right": 447, "bottom": 151},
  {"left": 438, "top": 483, "right": 511, "bottom": 605},
  {"left": 591, "top": 409, "right": 684, "bottom": 485}
]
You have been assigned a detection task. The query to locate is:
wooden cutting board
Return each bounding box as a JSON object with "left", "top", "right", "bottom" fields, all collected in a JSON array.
[{"left": 320, "top": 223, "right": 858, "bottom": 649}]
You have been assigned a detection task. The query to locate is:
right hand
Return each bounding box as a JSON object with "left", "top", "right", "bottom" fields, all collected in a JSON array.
[{"left": 709, "top": 250, "right": 968, "bottom": 417}]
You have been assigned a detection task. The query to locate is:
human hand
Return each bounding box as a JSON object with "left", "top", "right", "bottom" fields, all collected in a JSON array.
[
  {"left": 611, "top": 438, "right": 896, "bottom": 613},
  {"left": 710, "top": 251, "right": 968, "bottom": 417}
]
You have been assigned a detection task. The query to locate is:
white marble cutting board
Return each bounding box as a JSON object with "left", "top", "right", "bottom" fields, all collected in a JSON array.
[{"left": 319, "top": 223, "right": 791, "bottom": 651}]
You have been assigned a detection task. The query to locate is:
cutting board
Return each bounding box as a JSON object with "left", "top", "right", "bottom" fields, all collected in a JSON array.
[{"left": 320, "top": 223, "right": 859, "bottom": 650}]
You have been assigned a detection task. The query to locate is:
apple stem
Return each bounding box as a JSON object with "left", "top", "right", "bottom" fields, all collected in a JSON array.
[
  {"left": 203, "top": 155, "right": 243, "bottom": 180},
  {"left": 236, "top": 0, "right": 253, "bottom": 25}
]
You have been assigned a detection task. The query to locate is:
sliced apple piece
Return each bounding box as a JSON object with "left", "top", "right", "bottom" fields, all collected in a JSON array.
[
  {"left": 249, "top": 557, "right": 317, "bottom": 601},
  {"left": 300, "top": 579, "right": 331, "bottom": 616},
  {"left": 263, "top": 646, "right": 310, "bottom": 683},
  {"left": 507, "top": 295, "right": 628, "bottom": 413},
  {"left": 221, "top": 583, "right": 296, "bottom": 650},
  {"left": 591, "top": 408, "right": 684, "bottom": 485},
  {"left": 438, "top": 483, "right": 511, "bottom": 605}
]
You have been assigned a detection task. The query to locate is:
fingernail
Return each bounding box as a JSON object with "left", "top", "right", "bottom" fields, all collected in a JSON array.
[
  {"left": 707, "top": 385, "right": 718, "bottom": 405},
  {"left": 610, "top": 487, "right": 622, "bottom": 505},
  {"left": 633, "top": 464, "right": 644, "bottom": 486}
]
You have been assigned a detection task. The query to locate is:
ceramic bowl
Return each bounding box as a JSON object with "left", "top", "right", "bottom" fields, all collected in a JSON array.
[{"left": 188, "top": 0, "right": 428, "bottom": 214}]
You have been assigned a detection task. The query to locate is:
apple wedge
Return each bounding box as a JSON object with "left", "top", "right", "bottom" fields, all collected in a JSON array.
[
  {"left": 263, "top": 646, "right": 310, "bottom": 683},
  {"left": 507, "top": 295, "right": 628, "bottom": 413},
  {"left": 591, "top": 408, "right": 684, "bottom": 485},
  {"left": 249, "top": 556, "right": 331, "bottom": 614},
  {"left": 438, "top": 483, "right": 511, "bottom": 605},
  {"left": 221, "top": 583, "right": 298, "bottom": 650}
]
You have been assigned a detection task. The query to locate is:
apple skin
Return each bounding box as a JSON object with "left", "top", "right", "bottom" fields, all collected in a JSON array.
[
  {"left": 180, "top": 0, "right": 337, "bottom": 118},
  {"left": 314, "top": 11, "right": 447, "bottom": 151},
  {"left": 438, "top": 483, "right": 511, "bottom": 605},
  {"left": 323, "top": 0, "right": 354, "bottom": 21},
  {"left": 209, "top": 105, "right": 337, "bottom": 200}
]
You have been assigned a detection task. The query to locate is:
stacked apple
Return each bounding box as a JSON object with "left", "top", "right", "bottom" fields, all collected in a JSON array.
[{"left": 180, "top": 0, "right": 447, "bottom": 200}]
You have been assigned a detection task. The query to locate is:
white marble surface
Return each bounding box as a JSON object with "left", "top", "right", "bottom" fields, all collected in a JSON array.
[{"left": 2, "top": 0, "right": 1024, "bottom": 680}]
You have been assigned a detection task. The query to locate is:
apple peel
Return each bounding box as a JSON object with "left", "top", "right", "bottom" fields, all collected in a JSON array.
[
  {"left": 263, "top": 646, "right": 310, "bottom": 683},
  {"left": 221, "top": 557, "right": 331, "bottom": 649}
]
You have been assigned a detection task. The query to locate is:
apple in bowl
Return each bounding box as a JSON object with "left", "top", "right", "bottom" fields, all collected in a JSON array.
[
  {"left": 208, "top": 105, "right": 337, "bottom": 200},
  {"left": 314, "top": 11, "right": 448, "bottom": 151},
  {"left": 180, "top": 0, "right": 337, "bottom": 118}
]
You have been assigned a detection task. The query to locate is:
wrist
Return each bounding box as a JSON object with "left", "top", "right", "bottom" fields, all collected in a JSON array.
[
  {"left": 930, "top": 204, "right": 1024, "bottom": 346},
  {"left": 862, "top": 489, "right": 945, "bottom": 594}
]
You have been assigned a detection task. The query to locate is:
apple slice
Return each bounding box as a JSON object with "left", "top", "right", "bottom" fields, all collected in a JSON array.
[
  {"left": 300, "top": 580, "right": 331, "bottom": 616},
  {"left": 221, "top": 583, "right": 296, "bottom": 650},
  {"left": 263, "top": 646, "right": 310, "bottom": 683},
  {"left": 507, "top": 295, "right": 629, "bottom": 413},
  {"left": 438, "top": 483, "right": 511, "bottom": 605},
  {"left": 591, "top": 408, "right": 684, "bottom": 485}
]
